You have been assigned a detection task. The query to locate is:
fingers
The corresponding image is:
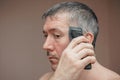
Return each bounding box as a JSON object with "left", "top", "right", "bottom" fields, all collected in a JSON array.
[
  {"left": 72, "top": 43, "right": 93, "bottom": 53},
  {"left": 69, "top": 36, "right": 94, "bottom": 59},
  {"left": 74, "top": 42, "right": 95, "bottom": 66},
  {"left": 63, "top": 36, "right": 96, "bottom": 70},
  {"left": 77, "top": 48, "right": 94, "bottom": 59},
  {"left": 78, "top": 56, "right": 96, "bottom": 68},
  {"left": 68, "top": 36, "right": 89, "bottom": 49}
]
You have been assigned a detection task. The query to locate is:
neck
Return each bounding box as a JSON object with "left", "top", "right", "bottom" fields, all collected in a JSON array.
[{"left": 78, "top": 61, "right": 103, "bottom": 80}]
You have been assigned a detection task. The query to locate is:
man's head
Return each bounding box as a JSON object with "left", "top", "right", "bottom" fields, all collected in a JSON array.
[{"left": 42, "top": 1, "right": 99, "bottom": 71}]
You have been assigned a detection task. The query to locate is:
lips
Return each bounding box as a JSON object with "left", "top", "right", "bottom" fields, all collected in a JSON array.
[{"left": 48, "top": 56, "right": 59, "bottom": 65}]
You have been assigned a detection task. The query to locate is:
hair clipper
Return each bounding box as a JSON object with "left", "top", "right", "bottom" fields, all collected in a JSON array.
[{"left": 69, "top": 26, "right": 91, "bottom": 70}]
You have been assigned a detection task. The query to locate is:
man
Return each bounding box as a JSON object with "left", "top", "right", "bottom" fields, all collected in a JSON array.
[{"left": 40, "top": 1, "right": 120, "bottom": 80}]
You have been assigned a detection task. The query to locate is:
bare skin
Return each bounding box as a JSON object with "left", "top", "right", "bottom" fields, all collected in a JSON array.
[
  {"left": 40, "top": 13, "right": 120, "bottom": 80},
  {"left": 40, "top": 62, "right": 120, "bottom": 80}
]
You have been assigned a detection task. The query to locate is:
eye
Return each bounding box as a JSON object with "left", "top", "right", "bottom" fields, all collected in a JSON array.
[
  {"left": 43, "top": 31, "right": 48, "bottom": 38},
  {"left": 43, "top": 33, "right": 48, "bottom": 38},
  {"left": 44, "top": 34, "right": 48, "bottom": 38},
  {"left": 53, "top": 34, "right": 61, "bottom": 39}
]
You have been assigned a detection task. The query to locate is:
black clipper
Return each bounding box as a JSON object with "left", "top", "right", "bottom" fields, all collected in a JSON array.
[{"left": 69, "top": 27, "right": 91, "bottom": 70}]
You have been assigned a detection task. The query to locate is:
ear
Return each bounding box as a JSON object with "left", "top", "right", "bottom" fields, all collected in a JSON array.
[{"left": 84, "top": 32, "right": 94, "bottom": 43}]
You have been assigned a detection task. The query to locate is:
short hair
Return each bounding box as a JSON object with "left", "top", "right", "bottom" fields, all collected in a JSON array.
[{"left": 42, "top": 1, "right": 99, "bottom": 47}]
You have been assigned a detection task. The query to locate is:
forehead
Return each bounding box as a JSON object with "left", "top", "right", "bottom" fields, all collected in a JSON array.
[{"left": 43, "top": 13, "right": 70, "bottom": 31}]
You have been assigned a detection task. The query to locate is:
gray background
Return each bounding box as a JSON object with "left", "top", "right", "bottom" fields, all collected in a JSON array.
[{"left": 0, "top": 0, "right": 120, "bottom": 80}]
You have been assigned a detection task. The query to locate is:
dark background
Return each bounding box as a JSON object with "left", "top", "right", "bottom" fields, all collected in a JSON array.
[{"left": 0, "top": 0, "right": 120, "bottom": 80}]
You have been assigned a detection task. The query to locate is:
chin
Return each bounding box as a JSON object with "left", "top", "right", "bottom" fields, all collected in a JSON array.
[{"left": 51, "top": 64, "right": 58, "bottom": 71}]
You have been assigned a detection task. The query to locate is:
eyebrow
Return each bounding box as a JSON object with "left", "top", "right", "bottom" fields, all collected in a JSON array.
[{"left": 43, "top": 28, "right": 63, "bottom": 34}]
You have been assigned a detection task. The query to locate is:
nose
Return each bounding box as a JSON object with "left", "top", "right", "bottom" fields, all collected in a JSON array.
[{"left": 43, "top": 36, "right": 54, "bottom": 51}]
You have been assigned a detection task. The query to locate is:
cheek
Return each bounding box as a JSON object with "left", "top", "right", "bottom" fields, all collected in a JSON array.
[{"left": 56, "top": 38, "right": 70, "bottom": 57}]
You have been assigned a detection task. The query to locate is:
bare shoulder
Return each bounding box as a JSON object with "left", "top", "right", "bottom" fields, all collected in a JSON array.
[
  {"left": 109, "top": 71, "right": 120, "bottom": 80},
  {"left": 94, "top": 63, "right": 120, "bottom": 80},
  {"left": 113, "top": 75, "right": 120, "bottom": 80},
  {"left": 105, "top": 68, "right": 120, "bottom": 80},
  {"left": 39, "top": 72, "right": 54, "bottom": 80}
]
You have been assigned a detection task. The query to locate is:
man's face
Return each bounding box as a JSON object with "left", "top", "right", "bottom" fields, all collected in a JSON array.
[{"left": 43, "top": 13, "right": 70, "bottom": 71}]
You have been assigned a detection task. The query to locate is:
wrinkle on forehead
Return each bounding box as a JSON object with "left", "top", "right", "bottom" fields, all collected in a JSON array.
[
  {"left": 49, "top": 12, "right": 78, "bottom": 27},
  {"left": 44, "top": 13, "right": 70, "bottom": 29},
  {"left": 47, "top": 12, "right": 70, "bottom": 24},
  {"left": 43, "top": 13, "right": 70, "bottom": 34}
]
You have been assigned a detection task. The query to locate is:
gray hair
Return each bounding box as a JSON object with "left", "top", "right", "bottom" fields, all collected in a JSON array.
[{"left": 42, "top": 1, "right": 99, "bottom": 47}]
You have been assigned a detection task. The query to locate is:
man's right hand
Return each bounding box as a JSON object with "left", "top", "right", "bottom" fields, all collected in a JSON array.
[{"left": 49, "top": 36, "right": 96, "bottom": 80}]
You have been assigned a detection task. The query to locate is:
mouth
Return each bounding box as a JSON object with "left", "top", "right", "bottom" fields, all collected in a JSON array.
[{"left": 48, "top": 56, "right": 59, "bottom": 65}]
